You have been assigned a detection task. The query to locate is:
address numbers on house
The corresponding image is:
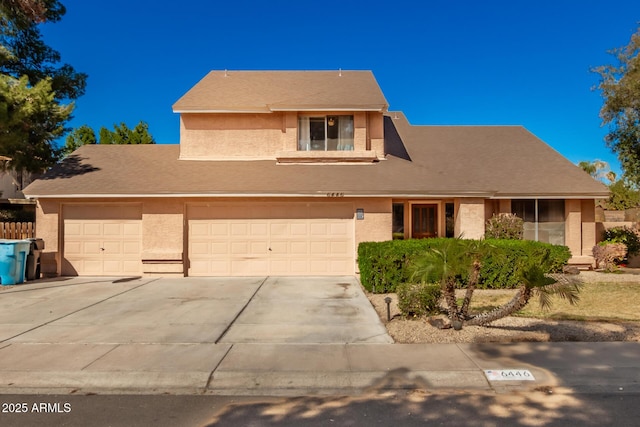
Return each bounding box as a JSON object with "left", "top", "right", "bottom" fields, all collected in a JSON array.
[{"left": 326, "top": 192, "right": 344, "bottom": 197}]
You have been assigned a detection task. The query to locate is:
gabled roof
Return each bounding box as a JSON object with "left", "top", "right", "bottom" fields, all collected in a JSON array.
[
  {"left": 172, "top": 70, "right": 389, "bottom": 113},
  {"left": 24, "top": 113, "right": 608, "bottom": 199}
]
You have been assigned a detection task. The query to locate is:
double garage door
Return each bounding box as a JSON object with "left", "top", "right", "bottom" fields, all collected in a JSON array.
[
  {"left": 188, "top": 202, "right": 355, "bottom": 276},
  {"left": 62, "top": 202, "right": 355, "bottom": 276}
]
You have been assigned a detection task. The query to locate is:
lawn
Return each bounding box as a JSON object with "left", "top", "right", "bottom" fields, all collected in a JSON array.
[{"left": 469, "top": 281, "right": 640, "bottom": 322}]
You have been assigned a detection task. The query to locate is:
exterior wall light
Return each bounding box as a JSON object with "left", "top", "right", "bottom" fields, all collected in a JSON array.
[{"left": 356, "top": 208, "right": 364, "bottom": 220}]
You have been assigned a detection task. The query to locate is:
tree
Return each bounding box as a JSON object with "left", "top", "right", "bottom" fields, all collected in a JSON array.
[
  {"left": 0, "top": 0, "right": 86, "bottom": 172},
  {"left": 409, "top": 239, "right": 582, "bottom": 329},
  {"left": 593, "top": 27, "right": 640, "bottom": 185},
  {"left": 62, "top": 124, "right": 95, "bottom": 155},
  {"left": 578, "top": 160, "right": 616, "bottom": 183},
  {"left": 63, "top": 121, "right": 156, "bottom": 154},
  {"left": 0, "top": 74, "right": 72, "bottom": 172}
]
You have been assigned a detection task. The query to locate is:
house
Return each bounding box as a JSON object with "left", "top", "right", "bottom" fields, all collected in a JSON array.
[{"left": 23, "top": 70, "right": 609, "bottom": 277}]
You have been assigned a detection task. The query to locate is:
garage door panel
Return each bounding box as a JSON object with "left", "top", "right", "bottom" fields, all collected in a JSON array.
[
  {"left": 82, "top": 223, "right": 101, "bottom": 235},
  {"left": 191, "top": 222, "right": 210, "bottom": 236},
  {"left": 123, "top": 241, "right": 141, "bottom": 254}
]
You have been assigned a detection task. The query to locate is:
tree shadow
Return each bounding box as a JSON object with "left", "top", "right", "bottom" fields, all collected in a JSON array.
[
  {"left": 39, "top": 154, "right": 100, "bottom": 179},
  {"left": 484, "top": 319, "right": 639, "bottom": 342},
  {"left": 204, "top": 368, "right": 615, "bottom": 426}
]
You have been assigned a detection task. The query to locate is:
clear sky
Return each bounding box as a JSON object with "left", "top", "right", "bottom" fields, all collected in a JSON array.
[{"left": 40, "top": 0, "right": 640, "bottom": 176}]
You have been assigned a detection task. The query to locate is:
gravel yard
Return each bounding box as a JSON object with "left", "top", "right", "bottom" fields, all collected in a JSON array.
[{"left": 366, "top": 270, "right": 640, "bottom": 343}]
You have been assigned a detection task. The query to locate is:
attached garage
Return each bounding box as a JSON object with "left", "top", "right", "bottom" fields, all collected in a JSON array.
[
  {"left": 62, "top": 204, "right": 143, "bottom": 276},
  {"left": 187, "top": 202, "right": 355, "bottom": 276}
]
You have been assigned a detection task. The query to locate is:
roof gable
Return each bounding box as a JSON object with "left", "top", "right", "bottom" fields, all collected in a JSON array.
[{"left": 172, "top": 70, "right": 389, "bottom": 113}]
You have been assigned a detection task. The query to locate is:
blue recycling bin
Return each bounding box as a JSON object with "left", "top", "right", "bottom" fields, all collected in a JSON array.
[{"left": 0, "top": 239, "right": 31, "bottom": 285}]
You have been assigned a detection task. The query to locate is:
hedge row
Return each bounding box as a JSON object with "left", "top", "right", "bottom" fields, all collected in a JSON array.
[{"left": 358, "top": 238, "right": 571, "bottom": 293}]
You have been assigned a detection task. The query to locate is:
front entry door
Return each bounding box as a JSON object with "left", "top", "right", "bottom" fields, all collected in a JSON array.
[{"left": 412, "top": 204, "right": 438, "bottom": 239}]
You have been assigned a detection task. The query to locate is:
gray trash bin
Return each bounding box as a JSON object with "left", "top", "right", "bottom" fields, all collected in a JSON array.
[{"left": 26, "top": 238, "right": 45, "bottom": 281}]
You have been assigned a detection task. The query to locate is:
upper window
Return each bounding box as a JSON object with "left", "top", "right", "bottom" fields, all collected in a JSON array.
[{"left": 298, "top": 115, "right": 354, "bottom": 151}]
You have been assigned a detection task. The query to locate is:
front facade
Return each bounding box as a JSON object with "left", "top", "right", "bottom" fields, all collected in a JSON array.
[{"left": 24, "top": 71, "right": 609, "bottom": 277}]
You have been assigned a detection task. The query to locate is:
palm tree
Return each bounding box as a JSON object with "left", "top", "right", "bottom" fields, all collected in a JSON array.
[{"left": 410, "top": 239, "right": 582, "bottom": 329}]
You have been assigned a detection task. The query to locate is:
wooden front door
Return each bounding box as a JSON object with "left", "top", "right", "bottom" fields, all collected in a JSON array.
[{"left": 412, "top": 204, "right": 438, "bottom": 239}]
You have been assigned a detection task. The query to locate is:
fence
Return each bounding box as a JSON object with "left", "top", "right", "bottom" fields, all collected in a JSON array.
[{"left": 0, "top": 222, "right": 35, "bottom": 239}]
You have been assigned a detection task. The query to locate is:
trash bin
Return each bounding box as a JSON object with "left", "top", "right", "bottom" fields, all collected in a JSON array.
[
  {"left": 26, "top": 238, "right": 45, "bottom": 281},
  {"left": 0, "top": 239, "right": 31, "bottom": 285}
]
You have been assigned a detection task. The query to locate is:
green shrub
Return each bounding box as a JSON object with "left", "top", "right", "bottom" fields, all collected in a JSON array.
[
  {"left": 479, "top": 239, "right": 571, "bottom": 289},
  {"left": 358, "top": 238, "right": 571, "bottom": 292},
  {"left": 484, "top": 213, "right": 524, "bottom": 240},
  {"left": 397, "top": 282, "right": 441, "bottom": 317},
  {"left": 602, "top": 226, "right": 640, "bottom": 257}
]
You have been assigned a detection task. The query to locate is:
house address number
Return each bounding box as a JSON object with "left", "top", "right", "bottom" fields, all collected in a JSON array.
[{"left": 326, "top": 192, "right": 344, "bottom": 197}]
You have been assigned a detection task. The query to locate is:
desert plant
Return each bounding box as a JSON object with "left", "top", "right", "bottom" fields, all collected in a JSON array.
[
  {"left": 484, "top": 213, "right": 524, "bottom": 240},
  {"left": 592, "top": 242, "right": 627, "bottom": 271},
  {"left": 602, "top": 226, "right": 640, "bottom": 257},
  {"left": 408, "top": 238, "right": 580, "bottom": 328},
  {"left": 396, "top": 282, "right": 441, "bottom": 317}
]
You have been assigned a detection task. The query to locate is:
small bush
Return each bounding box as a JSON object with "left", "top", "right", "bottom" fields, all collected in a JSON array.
[
  {"left": 397, "top": 282, "right": 441, "bottom": 317},
  {"left": 485, "top": 213, "right": 524, "bottom": 240},
  {"left": 602, "top": 226, "right": 640, "bottom": 257},
  {"left": 593, "top": 242, "right": 627, "bottom": 271}
]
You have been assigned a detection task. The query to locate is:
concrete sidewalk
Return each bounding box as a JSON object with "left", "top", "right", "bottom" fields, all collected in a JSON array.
[
  {"left": 0, "top": 341, "right": 638, "bottom": 396},
  {"left": 0, "top": 276, "right": 638, "bottom": 396}
]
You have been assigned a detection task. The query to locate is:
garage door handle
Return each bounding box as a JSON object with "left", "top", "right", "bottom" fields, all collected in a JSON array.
[
  {"left": 268, "top": 247, "right": 272, "bottom": 251},
  {"left": 100, "top": 247, "right": 105, "bottom": 251}
]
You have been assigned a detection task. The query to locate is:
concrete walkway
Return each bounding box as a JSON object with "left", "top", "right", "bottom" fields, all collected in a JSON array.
[{"left": 0, "top": 277, "right": 638, "bottom": 396}]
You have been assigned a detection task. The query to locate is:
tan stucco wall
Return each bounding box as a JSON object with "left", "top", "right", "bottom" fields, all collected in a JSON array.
[
  {"left": 179, "top": 111, "right": 381, "bottom": 160},
  {"left": 354, "top": 198, "right": 392, "bottom": 245},
  {"left": 142, "top": 200, "right": 183, "bottom": 256},
  {"left": 35, "top": 199, "right": 60, "bottom": 276},
  {"left": 580, "top": 199, "right": 596, "bottom": 257},
  {"left": 565, "top": 199, "right": 582, "bottom": 257},
  {"left": 179, "top": 113, "right": 286, "bottom": 159},
  {"left": 454, "top": 198, "right": 486, "bottom": 239}
]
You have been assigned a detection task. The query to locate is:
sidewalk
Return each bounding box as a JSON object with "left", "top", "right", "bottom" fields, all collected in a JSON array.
[{"left": 1, "top": 341, "right": 638, "bottom": 396}]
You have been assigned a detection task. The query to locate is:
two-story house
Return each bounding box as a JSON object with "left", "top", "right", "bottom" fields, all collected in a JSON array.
[{"left": 23, "top": 70, "right": 609, "bottom": 277}]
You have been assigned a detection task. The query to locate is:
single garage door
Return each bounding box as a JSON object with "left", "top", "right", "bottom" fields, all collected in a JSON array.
[
  {"left": 63, "top": 204, "right": 142, "bottom": 276},
  {"left": 188, "top": 202, "right": 354, "bottom": 276}
]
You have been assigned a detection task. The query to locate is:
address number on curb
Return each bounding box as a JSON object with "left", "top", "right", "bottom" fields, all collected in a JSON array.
[{"left": 484, "top": 369, "right": 535, "bottom": 381}]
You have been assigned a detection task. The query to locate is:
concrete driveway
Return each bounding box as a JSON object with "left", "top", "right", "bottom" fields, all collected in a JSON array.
[{"left": 0, "top": 276, "right": 391, "bottom": 345}]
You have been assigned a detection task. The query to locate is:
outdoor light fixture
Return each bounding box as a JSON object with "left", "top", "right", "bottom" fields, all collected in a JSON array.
[
  {"left": 328, "top": 118, "right": 335, "bottom": 126},
  {"left": 356, "top": 208, "right": 364, "bottom": 220},
  {"left": 384, "top": 296, "right": 392, "bottom": 321}
]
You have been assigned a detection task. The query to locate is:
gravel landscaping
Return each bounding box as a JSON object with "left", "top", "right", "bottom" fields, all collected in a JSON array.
[{"left": 366, "top": 270, "right": 640, "bottom": 343}]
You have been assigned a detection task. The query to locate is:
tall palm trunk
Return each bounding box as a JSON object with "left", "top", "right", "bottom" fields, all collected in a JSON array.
[
  {"left": 442, "top": 277, "right": 460, "bottom": 322},
  {"left": 466, "top": 285, "right": 533, "bottom": 326},
  {"left": 460, "top": 258, "right": 481, "bottom": 319}
]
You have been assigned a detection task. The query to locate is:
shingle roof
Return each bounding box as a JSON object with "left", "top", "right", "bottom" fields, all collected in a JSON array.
[
  {"left": 24, "top": 113, "right": 608, "bottom": 199},
  {"left": 172, "top": 70, "right": 389, "bottom": 113}
]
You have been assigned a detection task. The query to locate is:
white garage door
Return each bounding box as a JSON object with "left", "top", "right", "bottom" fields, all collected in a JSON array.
[
  {"left": 188, "top": 203, "right": 354, "bottom": 276},
  {"left": 63, "top": 205, "right": 142, "bottom": 276}
]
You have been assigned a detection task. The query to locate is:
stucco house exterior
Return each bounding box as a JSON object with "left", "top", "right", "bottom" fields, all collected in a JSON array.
[{"left": 23, "top": 70, "right": 609, "bottom": 277}]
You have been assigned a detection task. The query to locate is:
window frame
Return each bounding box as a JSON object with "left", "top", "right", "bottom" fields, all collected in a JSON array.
[{"left": 297, "top": 114, "right": 354, "bottom": 152}]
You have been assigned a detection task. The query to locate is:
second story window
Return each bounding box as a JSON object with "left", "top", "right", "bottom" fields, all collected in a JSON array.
[{"left": 298, "top": 115, "right": 354, "bottom": 151}]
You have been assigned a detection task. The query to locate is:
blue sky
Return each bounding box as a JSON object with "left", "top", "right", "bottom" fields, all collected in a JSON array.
[{"left": 41, "top": 0, "right": 640, "bottom": 177}]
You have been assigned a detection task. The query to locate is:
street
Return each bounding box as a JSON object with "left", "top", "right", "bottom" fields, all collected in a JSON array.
[{"left": 1, "top": 391, "right": 638, "bottom": 427}]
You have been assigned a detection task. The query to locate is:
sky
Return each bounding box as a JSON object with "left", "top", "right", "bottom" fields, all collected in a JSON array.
[{"left": 39, "top": 0, "right": 640, "bottom": 177}]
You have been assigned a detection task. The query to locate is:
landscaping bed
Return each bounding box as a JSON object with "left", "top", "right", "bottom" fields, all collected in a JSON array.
[{"left": 367, "top": 270, "right": 640, "bottom": 343}]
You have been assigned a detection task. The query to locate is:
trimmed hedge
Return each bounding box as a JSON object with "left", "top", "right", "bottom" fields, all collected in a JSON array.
[{"left": 358, "top": 238, "right": 571, "bottom": 293}]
